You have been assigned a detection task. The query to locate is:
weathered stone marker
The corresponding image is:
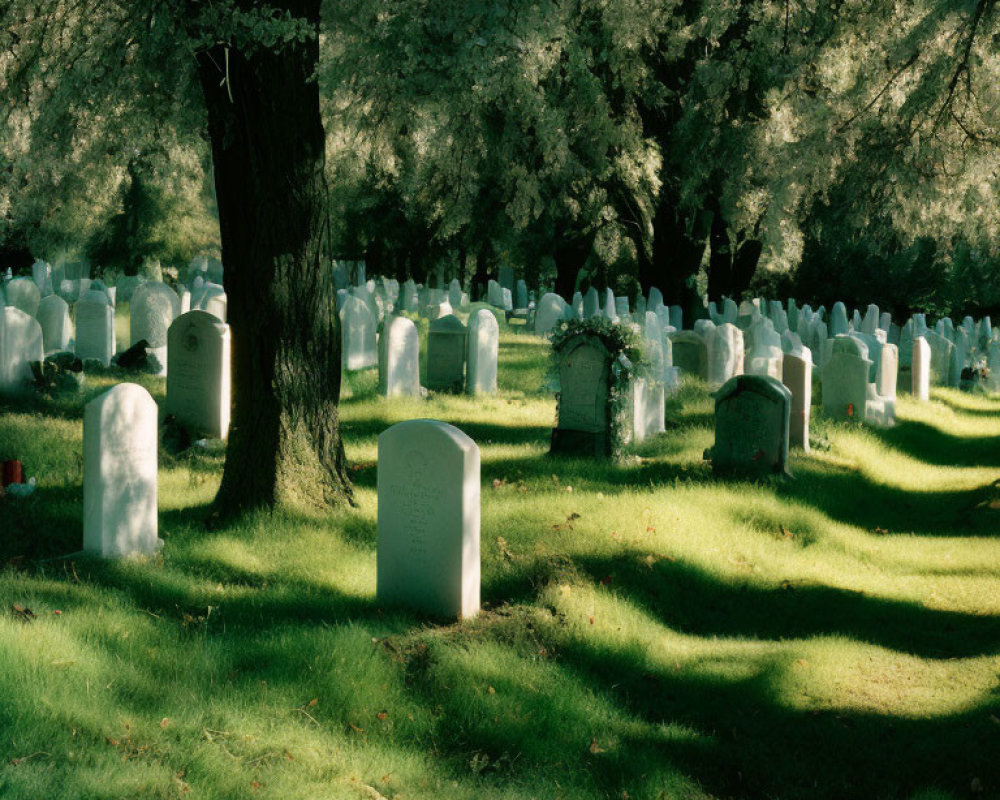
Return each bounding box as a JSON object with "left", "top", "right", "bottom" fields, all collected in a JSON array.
[
  {"left": 83, "top": 383, "right": 160, "bottom": 557},
  {"left": 550, "top": 335, "right": 612, "bottom": 456},
  {"left": 708, "top": 374, "right": 791, "bottom": 477},
  {"left": 165, "top": 310, "right": 231, "bottom": 439},
  {"left": 377, "top": 419, "right": 480, "bottom": 619}
]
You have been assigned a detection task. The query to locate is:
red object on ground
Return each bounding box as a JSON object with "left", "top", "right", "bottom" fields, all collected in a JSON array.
[{"left": 2, "top": 460, "right": 22, "bottom": 487}]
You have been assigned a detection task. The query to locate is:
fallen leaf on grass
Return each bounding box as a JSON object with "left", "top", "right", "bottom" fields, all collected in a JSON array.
[
  {"left": 376, "top": 711, "right": 388, "bottom": 721},
  {"left": 11, "top": 604, "right": 34, "bottom": 622},
  {"left": 588, "top": 738, "right": 605, "bottom": 754}
]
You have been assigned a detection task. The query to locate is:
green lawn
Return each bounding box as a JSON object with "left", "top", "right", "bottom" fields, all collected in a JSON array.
[{"left": 0, "top": 307, "right": 998, "bottom": 799}]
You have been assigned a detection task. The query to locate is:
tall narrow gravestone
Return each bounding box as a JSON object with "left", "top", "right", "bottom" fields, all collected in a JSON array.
[
  {"left": 378, "top": 315, "right": 421, "bottom": 397},
  {"left": 75, "top": 289, "right": 115, "bottom": 366},
  {"left": 782, "top": 348, "right": 812, "bottom": 452},
  {"left": 165, "top": 310, "right": 231, "bottom": 439},
  {"left": 340, "top": 295, "right": 378, "bottom": 370},
  {"left": 466, "top": 309, "right": 499, "bottom": 395},
  {"left": 83, "top": 383, "right": 160, "bottom": 558},
  {"left": 425, "top": 314, "right": 467, "bottom": 392},
  {"left": 377, "top": 420, "right": 480, "bottom": 619},
  {"left": 912, "top": 336, "right": 931, "bottom": 400},
  {"left": 708, "top": 375, "right": 791, "bottom": 477},
  {"left": 550, "top": 336, "right": 612, "bottom": 456}
]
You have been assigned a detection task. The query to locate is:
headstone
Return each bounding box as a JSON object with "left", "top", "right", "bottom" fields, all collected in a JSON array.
[
  {"left": 551, "top": 336, "right": 612, "bottom": 456},
  {"left": 648, "top": 287, "right": 664, "bottom": 310},
  {"left": 829, "top": 302, "right": 849, "bottom": 337},
  {"left": 669, "top": 305, "right": 683, "bottom": 331},
  {"left": 669, "top": 331, "right": 708, "bottom": 380},
  {"left": 376, "top": 419, "right": 480, "bottom": 619},
  {"left": 535, "top": 293, "right": 569, "bottom": 337},
  {"left": 448, "top": 279, "right": 463, "bottom": 309},
  {"left": 498, "top": 265, "right": 514, "bottom": 292},
  {"left": 196, "top": 284, "right": 227, "bottom": 322},
  {"left": 378, "top": 315, "right": 421, "bottom": 397},
  {"left": 5, "top": 277, "right": 40, "bottom": 317},
  {"left": 572, "top": 291, "right": 584, "bottom": 319},
  {"left": 602, "top": 289, "right": 617, "bottom": 322},
  {"left": 515, "top": 280, "right": 529, "bottom": 310},
  {"left": 877, "top": 343, "right": 898, "bottom": 401},
  {"left": 466, "top": 309, "right": 498, "bottom": 395},
  {"left": 708, "top": 375, "right": 791, "bottom": 476},
  {"left": 923, "top": 331, "right": 955, "bottom": 386},
  {"left": 32, "top": 259, "right": 52, "bottom": 297},
  {"left": 722, "top": 298, "right": 739, "bottom": 325},
  {"left": 165, "top": 310, "right": 231, "bottom": 439},
  {"left": 614, "top": 297, "right": 630, "bottom": 319},
  {"left": 707, "top": 323, "right": 744, "bottom": 389},
  {"left": 36, "top": 294, "right": 73, "bottom": 354},
  {"left": 822, "top": 336, "right": 871, "bottom": 422},
  {"left": 130, "top": 282, "right": 180, "bottom": 374},
  {"left": 75, "top": 289, "right": 115, "bottom": 366},
  {"left": 0, "top": 307, "right": 43, "bottom": 394},
  {"left": 426, "top": 314, "right": 467, "bottom": 392},
  {"left": 630, "top": 377, "right": 665, "bottom": 444},
  {"left": 340, "top": 295, "right": 378, "bottom": 370},
  {"left": 582, "top": 287, "right": 600, "bottom": 318},
  {"left": 912, "top": 336, "right": 931, "bottom": 400},
  {"left": 400, "top": 280, "right": 418, "bottom": 313},
  {"left": 782, "top": 348, "right": 812, "bottom": 452},
  {"left": 745, "top": 323, "right": 783, "bottom": 381},
  {"left": 83, "top": 383, "right": 160, "bottom": 558},
  {"left": 861, "top": 304, "right": 880, "bottom": 334},
  {"left": 487, "top": 280, "right": 505, "bottom": 308}
]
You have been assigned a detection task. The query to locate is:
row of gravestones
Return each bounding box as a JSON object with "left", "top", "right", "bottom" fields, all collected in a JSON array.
[
  {"left": 0, "top": 275, "right": 226, "bottom": 382},
  {"left": 341, "top": 300, "right": 500, "bottom": 397},
  {"left": 0, "top": 302, "right": 229, "bottom": 440}
]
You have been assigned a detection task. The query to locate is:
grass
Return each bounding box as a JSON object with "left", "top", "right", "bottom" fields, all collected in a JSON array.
[{"left": 0, "top": 303, "right": 998, "bottom": 799}]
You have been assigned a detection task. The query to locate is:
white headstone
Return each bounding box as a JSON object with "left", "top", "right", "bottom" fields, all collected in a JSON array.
[
  {"left": 165, "top": 310, "right": 232, "bottom": 439},
  {"left": 707, "top": 323, "right": 744, "bottom": 389},
  {"left": 0, "top": 306, "right": 43, "bottom": 394},
  {"left": 912, "top": 336, "right": 931, "bottom": 400},
  {"left": 5, "top": 277, "right": 40, "bottom": 317},
  {"left": 535, "top": 293, "right": 569, "bottom": 337},
  {"left": 377, "top": 419, "right": 480, "bottom": 619},
  {"left": 378, "top": 315, "right": 421, "bottom": 398},
  {"left": 340, "top": 295, "right": 378, "bottom": 370},
  {"left": 131, "top": 282, "right": 180, "bottom": 374},
  {"left": 822, "top": 336, "right": 871, "bottom": 422},
  {"left": 83, "top": 383, "right": 160, "bottom": 558},
  {"left": 466, "top": 309, "right": 499, "bottom": 395},
  {"left": 75, "top": 289, "right": 115, "bottom": 366},
  {"left": 36, "top": 294, "right": 73, "bottom": 354}
]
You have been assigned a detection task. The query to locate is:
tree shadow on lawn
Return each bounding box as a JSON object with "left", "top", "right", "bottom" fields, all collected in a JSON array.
[
  {"left": 866, "top": 417, "right": 1000, "bottom": 468},
  {"left": 777, "top": 461, "right": 999, "bottom": 537},
  {"left": 549, "top": 628, "right": 1000, "bottom": 800}
]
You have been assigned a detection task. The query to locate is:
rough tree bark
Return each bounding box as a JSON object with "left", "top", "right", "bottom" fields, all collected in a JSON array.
[{"left": 197, "top": 0, "right": 353, "bottom": 516}]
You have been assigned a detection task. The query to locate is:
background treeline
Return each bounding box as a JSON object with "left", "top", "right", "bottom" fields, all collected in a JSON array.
[{"left": 3, "top": 0, "right": 999, "bottom": 320}]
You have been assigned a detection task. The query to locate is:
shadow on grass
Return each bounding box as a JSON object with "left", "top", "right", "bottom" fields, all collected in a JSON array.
[
  {"left": 778, "top": 461, "right": 999, "bottom": 537},
  {"left": 868, "top": 417, "right": 1000, "bottom": 467}
]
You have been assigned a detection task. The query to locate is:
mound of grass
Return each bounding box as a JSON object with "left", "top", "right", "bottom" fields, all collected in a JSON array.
[{"left": 0, "top": 305, "right": 998, "bottom": 799}]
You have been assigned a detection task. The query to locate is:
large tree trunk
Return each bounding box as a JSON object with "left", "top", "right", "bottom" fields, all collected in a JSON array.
[
  {"left": 638, "top": 191, "right": 708, "bottom": 322},
  {"left": 553, "top": 227, "right": 593, "bottom": 301},
  {"left": 197, "top": 4, "right": 353, "bottom": 517}
]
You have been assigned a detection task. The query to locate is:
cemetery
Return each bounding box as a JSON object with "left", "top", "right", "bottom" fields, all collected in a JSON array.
[
  {"left": 1, "top": 268, "right": 999, "bottom": 800},
  {"left": 2, "top": 3, "right": 1000, "bottom": 799}
]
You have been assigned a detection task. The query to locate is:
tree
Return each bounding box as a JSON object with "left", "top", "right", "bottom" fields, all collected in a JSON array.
[{"left": 2, "top": 0, "right": 353, "bottom": 515}]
